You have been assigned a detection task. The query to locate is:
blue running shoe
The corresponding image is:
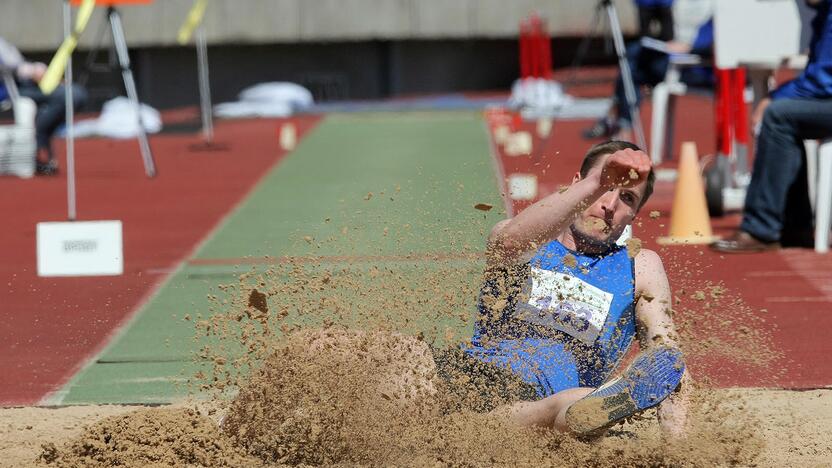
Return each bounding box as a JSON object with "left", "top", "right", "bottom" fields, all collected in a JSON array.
[{"left": 565, "top": 345, "right": 685, "bottom": 434}]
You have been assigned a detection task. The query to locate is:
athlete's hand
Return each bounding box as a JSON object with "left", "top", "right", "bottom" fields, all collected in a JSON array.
[{"left": 596, "top": 148, "right": 652, "bottom": 190}]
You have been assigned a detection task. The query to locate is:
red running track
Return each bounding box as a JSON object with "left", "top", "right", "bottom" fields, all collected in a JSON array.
[{"left": 0, "top": 114, "right": 321, "bottom": 405}]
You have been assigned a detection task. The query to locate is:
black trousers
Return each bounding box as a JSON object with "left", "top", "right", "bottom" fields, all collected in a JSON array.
[{"left": 638, "top": 6, "right": 674, "bottom": 41}]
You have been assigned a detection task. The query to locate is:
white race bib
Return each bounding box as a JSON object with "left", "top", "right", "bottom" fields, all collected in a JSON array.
[{"left": 515, "top": 267, "right": 613, "bottom": 345}]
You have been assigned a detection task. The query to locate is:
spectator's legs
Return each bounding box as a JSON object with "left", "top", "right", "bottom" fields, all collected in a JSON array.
[
  {"left": 740, "top": 98, "right": 832, "bottom": 243},
  {"left": 32, "top": 84, "right": 89, "bottom": 161},
  {"left": 17, "top": 81, "right": 48, "bottom": 155},
  {"left": 583, "top": 43, "right": 670, "bottom": 140},
  {"left": 613, "top": 42, "right": 669, "bottom": 128},
  {"left": 638, "top": 6, "right": 674, "bottom": 41},
  {"left": 19, "top": 82, "right": 88, "bottom": 163},
  {"left": 16, "top": 81, "right": 47, "bottom": 106},
  {"left": 679, "top": 66, "right": 715, "bottom": 90}
]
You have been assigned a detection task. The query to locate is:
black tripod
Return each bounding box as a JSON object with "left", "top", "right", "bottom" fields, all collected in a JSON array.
[
  {"left": 570, "top": 0, "right": 646, "bottom": 150},
  {"left": 76, "top": 5, "right": 157, "bottom": 177}
]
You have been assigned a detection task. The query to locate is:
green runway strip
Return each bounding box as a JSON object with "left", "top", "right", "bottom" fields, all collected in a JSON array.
[{"left": 57, "top": 112, "right": 504, "bottom": 404}]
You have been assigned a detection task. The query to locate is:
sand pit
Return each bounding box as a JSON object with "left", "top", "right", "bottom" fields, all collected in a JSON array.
[
  {"left": 2, "top": 326, "right": 829, "bottom": 467},
  {"left": 5, "top": 235, "right": 828, "bottom": 467},
  {"left": 2, "top": 386, "right": 830, "bottom": 466}
]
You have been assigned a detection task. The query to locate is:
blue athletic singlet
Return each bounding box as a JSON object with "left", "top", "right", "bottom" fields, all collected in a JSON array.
[{"left": 464, "top": 239, "right": 636, "bottom": 398}]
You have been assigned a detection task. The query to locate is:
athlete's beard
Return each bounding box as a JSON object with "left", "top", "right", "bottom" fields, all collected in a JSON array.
[{"left": 570, "top": 223, "right": 616, "bottom": 254}]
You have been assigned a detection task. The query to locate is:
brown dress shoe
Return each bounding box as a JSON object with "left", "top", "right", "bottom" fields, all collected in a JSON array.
[{"left": 710, "top": 230, "right": 780, "bottom": 253}]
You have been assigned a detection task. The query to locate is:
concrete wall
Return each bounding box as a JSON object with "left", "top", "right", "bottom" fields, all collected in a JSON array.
[
  {"left": 1, "top": 1, "right": 641, "bottom": 110},
  {"left": 18, "top": 35, "right": 616, "bottom": 110},
  {"left": 1, "top": 0, "right": 637, "bottom": 51}
]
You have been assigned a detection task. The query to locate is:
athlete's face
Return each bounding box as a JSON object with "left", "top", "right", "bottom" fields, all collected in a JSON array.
[{"left": 571, "top": 154, "right": 649, "bottom": 246}]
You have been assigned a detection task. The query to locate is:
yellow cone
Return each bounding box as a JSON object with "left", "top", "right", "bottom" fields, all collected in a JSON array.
[{"left": 657, "top": 142, "right": 719, "bottom": 245}]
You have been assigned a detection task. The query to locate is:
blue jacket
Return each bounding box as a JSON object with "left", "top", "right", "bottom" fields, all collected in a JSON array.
[
  {"left": 771, "top": 0, "right": 832, "bottom": 99},
  {"left": 690, "top": 18, "right": 714, "bottom": 56},
  {"left": 467, "top": 240, "right": 637, "bottom": 397}
]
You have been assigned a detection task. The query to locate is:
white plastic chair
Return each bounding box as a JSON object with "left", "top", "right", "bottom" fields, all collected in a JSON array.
[
  {"left": 649, "top": 54, "right": 706, "bottom": 165},
  {"left": 806, "top": 139, "right": 832, "bottom": 253},
  {"left": 0, "top": 67, "right": 36, "bottom": 178}
]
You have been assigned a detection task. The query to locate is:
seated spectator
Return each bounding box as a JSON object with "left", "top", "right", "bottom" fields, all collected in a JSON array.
[
  {"left": 583, "top": 0, "right": 714, "bottom": 142},
  {"left": 712, "top": 0, "right": 832, "bottom": 253},
  {"left": 0, "top": 37, "right": 88, "bottom": 175}
]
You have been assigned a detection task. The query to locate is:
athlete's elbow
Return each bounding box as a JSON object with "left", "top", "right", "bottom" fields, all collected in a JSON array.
[
  {"left": 487, "top": 219, "right": 526, "bottom": 263},
  {"left": 488, "top": 233, "right": 522, "bottom": 263}
]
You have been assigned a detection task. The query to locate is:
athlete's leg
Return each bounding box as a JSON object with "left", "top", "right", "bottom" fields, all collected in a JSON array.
[
  {"left": 565, "top": 345, "right": 685, "bottom": 434},
  {"left": 494, "top": 387, "right": 593, "bottom": 431},
  {"left": 497, "top": 346, "right": 685, "bottom": 434}
]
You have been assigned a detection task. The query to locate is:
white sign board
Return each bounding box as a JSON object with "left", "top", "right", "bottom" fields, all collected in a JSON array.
[
  {"left": 37, "top": 220, "right": 123, "bottom": 277},
  {"left": 507, "top": 173, "right": 538, "bottom": 200},
  {"left": 714, "top": 0, "right": 801, "bottom": 69}
]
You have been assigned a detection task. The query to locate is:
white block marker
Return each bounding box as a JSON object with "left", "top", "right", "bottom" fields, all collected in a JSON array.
[
  {"left": 507, "top": 173, "right": 538, "bottom": 200},
  {"left": 279, "top": 122, "right": 297, "bottom": 151},
  {"left": 37, "top": 220, "right": 123, "bottom": 277},
  {"left": 493, "top": 124, "right": 510, "bottom": 145},
  {"left": 536, "top": 117, "right": 553, "bottom": 138},
  {"left": 505, "top": 131, "right": 532, "bottom": 156}
]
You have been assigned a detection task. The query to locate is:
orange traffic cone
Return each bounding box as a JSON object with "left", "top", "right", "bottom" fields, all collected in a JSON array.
[{"left": 657, "top": 142, "right": 719, "bottom": 245}]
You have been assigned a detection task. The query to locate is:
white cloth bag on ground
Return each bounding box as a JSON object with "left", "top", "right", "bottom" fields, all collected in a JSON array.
[
  {"left": 72, "top": 96, "right": 162, "bottom": 139},
  {"left": 215, "top": 82, "right": 313, "bottom": 118}
]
